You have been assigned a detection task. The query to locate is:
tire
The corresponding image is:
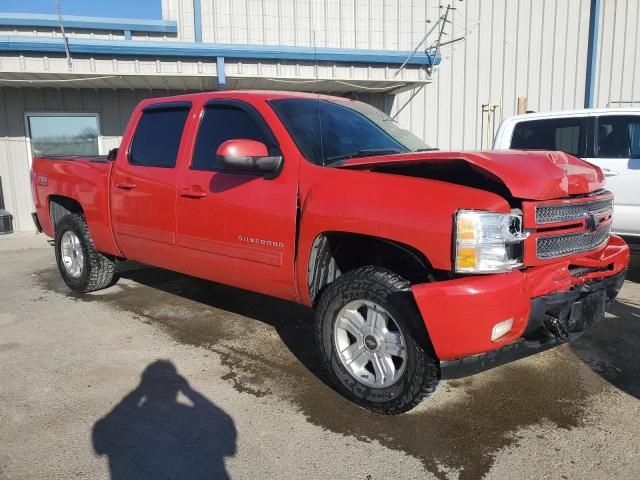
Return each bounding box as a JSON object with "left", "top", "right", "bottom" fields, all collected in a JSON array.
[
  {"left": 54, "top": 213, "right": 117, "bottom": 293},
  {"left": 315, "top": 266, "right": 440, "bottom": 414}
]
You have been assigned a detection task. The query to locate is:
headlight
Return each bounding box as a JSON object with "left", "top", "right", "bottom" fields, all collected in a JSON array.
[{"left": 454, "top": 210, "right": 527, "bottom": 273}]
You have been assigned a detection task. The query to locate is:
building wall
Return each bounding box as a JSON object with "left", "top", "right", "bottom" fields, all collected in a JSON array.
[
  {"left": 0, "top": 88, "right": 180, "bottom": 232},
  {"left": 596, "top": 0, "right": 640, "bottom": 108},
  {"left": 392, "top": 0, "right": 594, "bottom": 149}
]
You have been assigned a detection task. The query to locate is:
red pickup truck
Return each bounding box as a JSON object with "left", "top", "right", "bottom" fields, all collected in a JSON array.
[{"left": 31, "top": 91, "right": 629, "bottom": 414}]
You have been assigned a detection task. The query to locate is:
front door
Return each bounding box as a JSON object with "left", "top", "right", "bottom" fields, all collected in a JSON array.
[
  {"left": 175, "top": 99, "right": 299, "bottom": 300},
  {"left": 586, "top": 114, "right": 640, "bottom": 236},
  {"left": 111, "top": 102, "right": 191, "bottom": 270}
]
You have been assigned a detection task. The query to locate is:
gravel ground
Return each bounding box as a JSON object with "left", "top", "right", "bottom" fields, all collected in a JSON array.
[{"left": 1, "top": 233, "right": 639, "bottom": 480}]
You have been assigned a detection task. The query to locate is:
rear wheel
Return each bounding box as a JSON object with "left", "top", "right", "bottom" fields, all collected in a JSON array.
[
  {"left": 54, "top": 213, "right": 116, "bottom": 293},
  {"left": 315, "top": 266, "right": 440, "bottom": 414}
]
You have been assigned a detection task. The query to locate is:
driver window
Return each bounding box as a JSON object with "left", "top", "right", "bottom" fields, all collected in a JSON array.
[{"left": 191, "top": 105, "right": 270, "bottom": 171}]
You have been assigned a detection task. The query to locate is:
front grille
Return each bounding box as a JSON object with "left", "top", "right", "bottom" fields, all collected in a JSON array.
[
  {"left": 536, "top": 223, "right": 611, "bottom": 259},
  {"left": 535, "top": 197, "right": 613, "bottom": 224}
]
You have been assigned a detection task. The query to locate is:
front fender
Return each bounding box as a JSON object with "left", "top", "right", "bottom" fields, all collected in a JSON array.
[{"left": 295, "top": 163, "right": 510, "bottom": 305}]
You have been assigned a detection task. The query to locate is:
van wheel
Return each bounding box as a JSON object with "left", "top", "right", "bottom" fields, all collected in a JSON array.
[
  {"left": 54, "top": 213, "right": 116, "bottom": 293},
  {"left": 315, "top": 266, "right": 440, "bottom": 414}
]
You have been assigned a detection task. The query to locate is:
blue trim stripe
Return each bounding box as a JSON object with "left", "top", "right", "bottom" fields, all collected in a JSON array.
[
  {"left": 0, "top": 13, "right": 177, "bottom": 34},
  {"left": 0, "top": 36, "right": 440, "bottom": 66},
  {"left": 193, "top": 0, "right": 203, "bottom": 43},
  {"left": 584, "top": 0, "right": 600, "bottom": 108}
]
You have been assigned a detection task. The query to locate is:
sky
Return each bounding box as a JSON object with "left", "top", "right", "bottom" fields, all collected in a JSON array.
[{"left": 0, "top": 0, "right": 162, "bottom": 19}]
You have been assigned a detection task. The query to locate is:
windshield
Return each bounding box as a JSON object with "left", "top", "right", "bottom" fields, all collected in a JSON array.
[{"left": 269, "top": 98, "right": 433, "bottom": 165}]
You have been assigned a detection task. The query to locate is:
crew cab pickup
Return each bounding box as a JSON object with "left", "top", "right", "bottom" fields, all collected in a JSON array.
[{"left": 31, "top": 91, "right": 630, "bottom": 414}]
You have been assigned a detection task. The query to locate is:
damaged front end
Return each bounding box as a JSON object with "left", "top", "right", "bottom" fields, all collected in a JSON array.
[
  {"left": 438, "top": 267, "right": 626, "bottom": 379},
  {"left": 411, "top": 189, "right": 630, "bottom": 379}
]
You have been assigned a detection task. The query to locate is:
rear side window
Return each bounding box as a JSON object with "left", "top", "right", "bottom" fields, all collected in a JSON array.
[
  {"left": 191, "top": 104, "right": 272, "bottom": 171},
  {"left": 129, "top": 107, "right": 190, "bottom": 168},
  {"left": 510, "top": 117, "right": 587, "bottom": 157},
  {"left": 597, "top": 115, "right": 640, "bottom": 158}
]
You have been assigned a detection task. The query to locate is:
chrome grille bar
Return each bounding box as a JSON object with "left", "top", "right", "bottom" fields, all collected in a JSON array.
[
  {"left": 535, "top": 197, "right": 613, "bottom": 225},
  {"left": 536, "top": 223, "right": 611, "bottom": 259}
]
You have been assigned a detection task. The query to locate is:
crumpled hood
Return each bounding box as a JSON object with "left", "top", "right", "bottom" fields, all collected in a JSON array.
[{"left": 336, "top": 150, "right": 605, "bottom": 200}]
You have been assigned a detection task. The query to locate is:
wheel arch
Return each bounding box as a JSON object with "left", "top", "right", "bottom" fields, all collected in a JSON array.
[
  {"left": 48, "top": 195, "right": 85, "bottom": 230},
  {"left": 307, "top": 231, "right": 435, "bottom": 306}
]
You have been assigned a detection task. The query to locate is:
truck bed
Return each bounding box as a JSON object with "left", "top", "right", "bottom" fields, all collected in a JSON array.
[{"left": 31, "top": 156, "right": 119, "bottom": 256}]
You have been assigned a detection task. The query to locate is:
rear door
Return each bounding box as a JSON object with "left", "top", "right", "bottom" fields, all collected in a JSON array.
[
  {"left": 175, "top": 98, "right": 299, "bottom": 300},
  {"left": 111, "top": 101, "right": 191, "bottom": 270},
  {"left": 586, "top": 114, "right": 640, "bottom": 236}
]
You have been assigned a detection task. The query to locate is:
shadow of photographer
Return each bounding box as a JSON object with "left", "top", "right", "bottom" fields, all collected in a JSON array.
[{"left": 93, "top": 360, "right": 236, "bottom": 479}]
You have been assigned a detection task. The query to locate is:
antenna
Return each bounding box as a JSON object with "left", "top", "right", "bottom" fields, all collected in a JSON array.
[
  {"left": 393, "top": 18, "right": 443, "bottom": 78},
  {"left": 425, "top": 4, "right": 454, "bottom": 76},
  {"left": 56, "top": 0, "right": 73, "bottom": 70},
  {"left": 313, "top": 30, "right": 326, "bottom": 166}
]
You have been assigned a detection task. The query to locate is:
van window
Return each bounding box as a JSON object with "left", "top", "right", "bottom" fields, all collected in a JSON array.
[
  {"left": 129, "top": 107, "right": 190, "bottom": 168},
  {"left": 597, "top": 116, "right": 640, "bottom": 158},
  {"left": 510, "top": 117, "right": 587, "bottom": 157}
]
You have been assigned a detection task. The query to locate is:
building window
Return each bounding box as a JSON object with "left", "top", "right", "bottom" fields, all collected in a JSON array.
[{"left": 27, "top": 114, "right": 100, "bottom": 157}]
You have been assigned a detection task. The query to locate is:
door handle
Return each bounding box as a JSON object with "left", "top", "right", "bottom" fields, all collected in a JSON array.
[
  {"left": 180, "top": 188, "right": 207, "bottom": 199},
  {"left": 115, "top": 181, "right": 137, "bottom": 190},
  {"left": 602, "top": 168, "right": 619, "bottom": 177}
]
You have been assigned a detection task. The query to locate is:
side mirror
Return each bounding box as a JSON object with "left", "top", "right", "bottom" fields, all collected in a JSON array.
[
  {"left": 216, "top": 139, "right": 283, "bottom": 179},
  {"left": 107, "top": 148, "right": 118, "bottom": 161}
]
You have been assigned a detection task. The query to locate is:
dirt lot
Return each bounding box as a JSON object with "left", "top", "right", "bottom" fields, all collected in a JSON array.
[{"left": 1, "top": 233, "right": 639, "bottom": 480}]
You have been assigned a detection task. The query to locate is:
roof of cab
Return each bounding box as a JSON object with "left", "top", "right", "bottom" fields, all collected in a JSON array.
[
  {"left": 138, "top": 89, "right": 351, "bottom": 106},
  {"left": 504, "top": 106, "right": 640, "bottom": 123}
]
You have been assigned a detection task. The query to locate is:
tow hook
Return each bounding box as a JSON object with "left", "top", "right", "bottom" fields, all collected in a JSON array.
[{"left": 543, "top": 314, "right": 570, "bottom": 341}]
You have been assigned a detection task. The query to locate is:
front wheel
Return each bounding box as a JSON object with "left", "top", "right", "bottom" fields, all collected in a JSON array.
[
  {"left": 315, "top": 266, "right": 440, "bottom": 414},
  {"left": 54, "top": 213, "right": 116, "bottom": 293}
]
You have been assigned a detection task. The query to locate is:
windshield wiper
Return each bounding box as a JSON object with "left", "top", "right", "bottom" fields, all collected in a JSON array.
[
  {"left": 415, "top": 147, "right": 440, "bottom": 152},
  {"left": 325, "top": 148, "right": 404, "bottom": 164}
]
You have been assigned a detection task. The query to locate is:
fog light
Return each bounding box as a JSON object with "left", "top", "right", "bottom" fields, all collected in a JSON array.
[{"left": 491, "top": 318, "right": 514, "bottom": 341}]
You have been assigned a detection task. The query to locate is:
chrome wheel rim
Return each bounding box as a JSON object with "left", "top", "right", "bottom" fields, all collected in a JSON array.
[
  {"left": 60, "top": 231, "right": 84, "bottom": 279},
  {"left": 333, "top": 300, "right": 407, "bottom": 389}
]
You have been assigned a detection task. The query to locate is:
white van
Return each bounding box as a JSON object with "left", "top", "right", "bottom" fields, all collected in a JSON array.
[{"left": 493, "top": 108, "right": 640, "bottom": 252}]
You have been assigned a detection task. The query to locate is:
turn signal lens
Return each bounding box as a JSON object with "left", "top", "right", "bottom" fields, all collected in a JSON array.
[
  {"left": 457, "top": 216, "right": 476, "bottom": 242},
  {"left": 456, "top": 246, "right": 477, "bottom": 269}
]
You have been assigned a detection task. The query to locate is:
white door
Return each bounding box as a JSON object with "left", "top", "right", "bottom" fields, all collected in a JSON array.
[{"left": 584, "top": 114, "right": 640, "bottom": 237}]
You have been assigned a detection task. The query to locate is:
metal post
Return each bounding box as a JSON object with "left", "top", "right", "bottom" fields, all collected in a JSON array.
[
  {"left": 584, "top": 0, "right": 601, "bottom": 108},
  {"left": 0, "top": 176, "right": 5, "bottom": 210},
  {"left": 193, "top": 0, "right": 203, "bottom": 43}
]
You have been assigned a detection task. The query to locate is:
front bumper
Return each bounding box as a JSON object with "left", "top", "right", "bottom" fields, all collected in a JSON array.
[
  {"left": 439, "top": 269, "right": 626, "bottom": 379},
  {"left": 411, "top": 235, "right": 630, "bottom": 378}
]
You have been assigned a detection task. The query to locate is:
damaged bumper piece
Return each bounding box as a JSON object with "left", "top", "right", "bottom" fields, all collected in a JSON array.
[{"left": 411, "top": 235, "right": 630, "bottom": 379}]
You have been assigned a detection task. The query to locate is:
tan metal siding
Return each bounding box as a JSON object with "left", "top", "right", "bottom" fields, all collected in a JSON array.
[
  {"left": 392, "top": 0, "right": 593, "bottom": 149},
  {"left": 596, "top": 0, "right": 640, "bottom": 107}
]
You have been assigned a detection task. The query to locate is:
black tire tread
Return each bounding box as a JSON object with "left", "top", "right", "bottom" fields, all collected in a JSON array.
[
  {"left": 315, "top": 266, "right": 440, "bottom": 415},
  {"left": 55, "top": 213, "right": 116, "bottom": 293}
]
